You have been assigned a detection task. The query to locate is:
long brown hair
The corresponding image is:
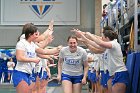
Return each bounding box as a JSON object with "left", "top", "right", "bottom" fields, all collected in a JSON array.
[
  {"left": 17, "top": 23, "right": 37, "bottom": 41},
  {"left": 103, "top": 26, "right": 118, "bottom": 40},
  {"left": 103, "top": 30, "right": 118, "bottom": 40}
]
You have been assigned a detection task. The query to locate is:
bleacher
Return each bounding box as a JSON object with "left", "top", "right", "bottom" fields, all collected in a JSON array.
[{"left": 101, "top": 0, "right": 140, "bottom": 93}]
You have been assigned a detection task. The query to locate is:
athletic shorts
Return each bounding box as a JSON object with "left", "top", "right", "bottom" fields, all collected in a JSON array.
[
  {"left": 12, "top": 70, "right": 31, "bottom": 87},
  {"left": 41, "top": 71, "right": 48, "bottom": 80},
  {"left": 112, "top": 71, "right": 129, "bottom": 86},
  {"left": 90, "top": 71, "right": 97, "bottom": 83},
  {"left": 61, "top": 73, "right": 83, "bottom": 84},
  {"left": 100, "top": 70, "right": 110, "bottom": 88},
  {"left": 88, "top": 70, "right": 91, "bottom": 80},
  {"left": 30, "top": 68, "right": 42, "bottom": 82},
  {"left": 8, "top": 70, "right": 13, "bottom": 74}
]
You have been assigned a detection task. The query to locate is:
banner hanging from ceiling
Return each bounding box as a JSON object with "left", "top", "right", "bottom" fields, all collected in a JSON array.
[{"left": 0, "top": 0, "right": 80, "bottom": 25}]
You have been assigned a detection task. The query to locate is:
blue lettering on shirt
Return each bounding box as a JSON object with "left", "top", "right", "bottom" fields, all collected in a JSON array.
[
  {"left": 102, "top": 53, "right": 108, "bottom": 62},
  {"left": 65, "top": 57, "right": 80, "bottom": 65},
  {"left": 27, "top": 52, "right": 36, "bottom": 58}
]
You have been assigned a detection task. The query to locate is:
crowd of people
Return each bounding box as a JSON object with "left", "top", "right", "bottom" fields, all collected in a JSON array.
[
  {"left": 101, "top": 0, "right": 127, "bottom": 28},
  {"left": 10, "top": 19, "right": 129, "bottom": 93},
  {"left": 71, "top": 26, "right": 129, "bottom": 93}
]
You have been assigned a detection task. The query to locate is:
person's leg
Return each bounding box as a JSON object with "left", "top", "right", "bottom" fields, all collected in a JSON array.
[
  {"left": 13, "top": 70, "right": 32, "bottom": 93},
  {"left": 98, "top": 77, "right": 105, "bottom": 93},
  {"left": 96, "top": 79, "right": 101, "bottom": 93},
  {"left": 100, "top": 85, "right": 108, "bottom": 93},
  {"left": 16, "top": 80, "right": 30, "bottom": 93},
  {"left": 35, "top": 76, "right": 41, "bottom": 93},
  {"left": 95, "top": 71, "right": 100, "bottom": 93},
  {"left": 91, "top": 82, "right": 95, "bottom": 93},
  {"left": 8, "top": 72, "right": 11, "bottom": 80},
  {"left": 40, "top": 70, "right": 49, "bottom": 93},
  {"left": 62, "top": 80, "right": 72, "bottom": 93},
  {"left": 40, "top": 79, "right": 48, "bottom": 93},
  {"left": 111, "top": 71, "right": 129, "bottom": 93},
  {"left": 73, "top": 83, "right": 82, "bottom": 93},
  {"left": 88, "top": 80, "right": 92, "bottom": 93},
  {"left": 112, "top": 83, "right": 126, "bottom": 93},
  {"left": 31, "top": 79, "right": 40, "bottom": 93},
  {"left": 107, "top": 78, "right": 112, "bottom": 93},
  {"left": 100, "top": 85, "right": 104, "bottom": 93},
  {"left": 104, "top": 87, "right": 109, "bottom": 93},
  {"left": 90, "top": 72, "right": 96, "bottom": 93},
  {"left": 30, "top": 82, "right": 36, "bottom": 93},
  {"left": 30, "top": 74, "right": 37, "bottom": 93}
]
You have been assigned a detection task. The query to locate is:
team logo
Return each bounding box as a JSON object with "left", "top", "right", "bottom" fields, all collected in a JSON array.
[
  {"left": 20, "top": 0, "right": 56, "bottom": 19},
  {"left": 29, "top": 4, "right": 53, "bottom": 19}
]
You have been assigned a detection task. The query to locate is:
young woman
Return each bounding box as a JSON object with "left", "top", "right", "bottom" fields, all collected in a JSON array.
[
  {"left": 87, "top": 53, "right": 100, "bottom": 93},
  {"left": 7, "top": 57, "right": 15, "bottom": 81},
  {"left": 57, "top": 35, "right": 89, "bottom": 93},
  {"left": 12, "top": 23, "right": 60, "bottom": 93}
]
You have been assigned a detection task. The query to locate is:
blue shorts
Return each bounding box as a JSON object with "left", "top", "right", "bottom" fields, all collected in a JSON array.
[
  {"left": 12, "top": 70, "right": 31, "bottom": 87},
  {"left": 112, "top": 71, "right": 129, "bottom": 86},
  {"left": 100, "top": 70, "right": 110, "bottom": 88},
  {"left": 90, "top": 71, "right": 97, "bottom": 83},
  {"left": 30, "top": 68, "right": 42, "bottom": 82},
  {"left": 88, "top": 70, "right": 91, "bottom": 80},
  {"left": 41, "top": 71, "right": 48, "bottom": 80},
  {"left": 8, "top": 70, "right": 13, "bottom": 74},
  {"left": 61, "top": 73, "right": 83, "bottom": 84}
]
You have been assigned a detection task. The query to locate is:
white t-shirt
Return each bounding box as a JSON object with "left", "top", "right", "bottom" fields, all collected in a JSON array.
[
  {"left": 101, "top": 51, "right": 109, "bottom": 72},
  {"left": 20, "top": 34, "right": 25, "bottom": 40},
  {"left": 90, "top": 54, "right": 99, "bottom": 72},
  {"left": 15, "top": 39, "right": 38, "bottom": 74},
  {"left": 59, "top": 46, "right": 88, "bottom": 76},
  {"left": 36, "top": 58, "right": 48, "bottom": 72},
  {"left": 34, "top": 59, "right": 42, "bottom": 73},
  {"left": 87, "top": 53, "right": 93, "bottom": 70},
  {"left": 7, "top": 62, "right": 15, "bottom": 70},
  {"left": 105, "top": 39, "right": 127, "bottom": 76},
  {"left": 98, "top": 53, "right": 104, "bottom": 71},
  {"left": 42, "top": 59, "right": 49, "bottom": 72}
]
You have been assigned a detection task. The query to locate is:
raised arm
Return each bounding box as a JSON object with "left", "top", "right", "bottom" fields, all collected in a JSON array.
[
  {"left": 83, "top": 42, "right": 105, "bottom": 54},
  {"left": 35, "top": 34, "right": 54, "bottom": 48},
  {"left": 85, "top": 32, "right": 112, "bottom": 49},
  {"left": 34, "top": 19, "right": 54, "bottom": 42},
  {"left": 36, "top": 45, "right": 62, "bottom": 55}
]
